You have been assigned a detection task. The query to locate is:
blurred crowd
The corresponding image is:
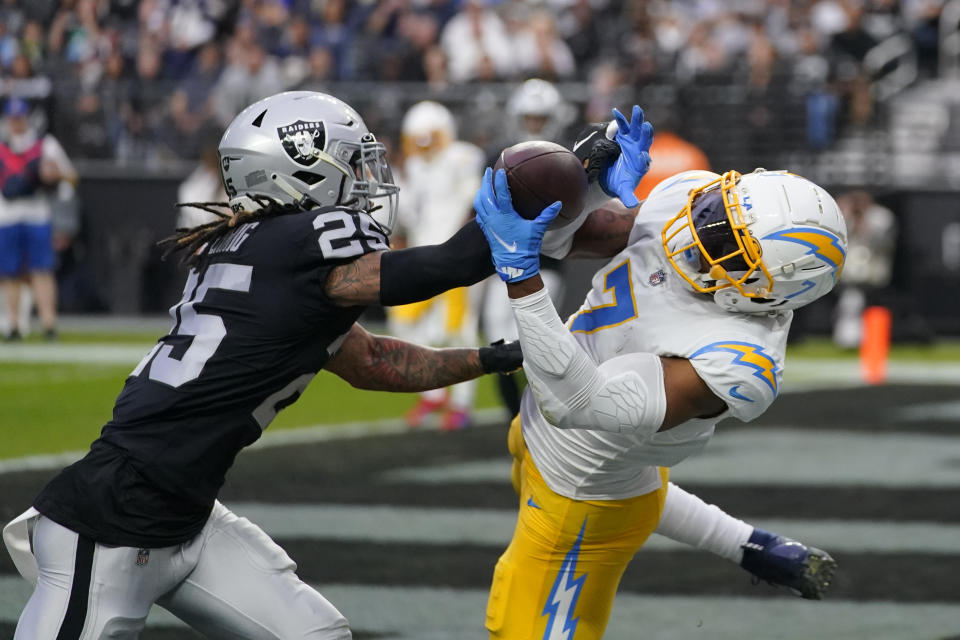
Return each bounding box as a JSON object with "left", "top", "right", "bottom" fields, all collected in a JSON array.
[{"left": 0, "top": 0, "right": 952, "bottom": 164}]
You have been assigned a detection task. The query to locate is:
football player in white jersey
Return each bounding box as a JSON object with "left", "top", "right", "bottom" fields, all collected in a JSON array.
[
  {"left": 475, "top": 106, "right": 846, "bottom": 639},
  {"left": 388, "top": 100, "right": 487, "bottom": 430}
]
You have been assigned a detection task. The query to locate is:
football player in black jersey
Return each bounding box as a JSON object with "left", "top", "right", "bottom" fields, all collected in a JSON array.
[{"left": 1, "top": 91, "right": 532, "bottom": 640}]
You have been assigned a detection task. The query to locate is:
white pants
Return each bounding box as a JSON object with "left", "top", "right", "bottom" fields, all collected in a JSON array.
[{"left": 6, "top": 502, "right": 351, "bottom": 639}]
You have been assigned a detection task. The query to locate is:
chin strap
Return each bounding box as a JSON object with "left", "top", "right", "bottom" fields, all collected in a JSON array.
[{"left": 270, "top": 173, "right": 318, "bottom": 210}]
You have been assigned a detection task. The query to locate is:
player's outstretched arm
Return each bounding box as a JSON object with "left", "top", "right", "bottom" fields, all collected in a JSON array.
[
  {"left": 506, "top": 277, "right": 725, "bottom": 433},
  {"left": 324, "top": 251, "right": 384, "bottom": 307},
  {"left": 323, "top": 323, "right": 521, "bottom": 392},
  {"left": 325, "top": 220, "right": 495, "bottom": 307},
  {"left": 324, "top": 113, "right": 649, "bottom": 307},
  {"left": 566, "top": 199, "right": 640, "bottom": 259},
  {"left": 538, "top": 107, "right": 650, "bottom": 261},
  {"left": 475, "top": 168, "right": 724, "bottom": 434},
  {"left": 571, "top": 107, "right": 653, "bottom": 209}
]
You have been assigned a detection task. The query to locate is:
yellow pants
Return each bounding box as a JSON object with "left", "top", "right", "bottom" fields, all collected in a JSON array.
[
  {"left": 387, "top": 287, "right": 471, "bottom": 333},
  {"left": 486, "top": 417, "right": 669, "bottom": 640}
]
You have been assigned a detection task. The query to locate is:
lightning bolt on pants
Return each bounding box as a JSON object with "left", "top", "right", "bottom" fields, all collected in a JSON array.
[{"left": 486, "top": 417, "right": 669, "bottom": 640}]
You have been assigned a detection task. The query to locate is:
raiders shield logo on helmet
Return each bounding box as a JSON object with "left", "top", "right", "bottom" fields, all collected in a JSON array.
[{"left": 277, "top": 120, "right": 326, "bottom": 166}]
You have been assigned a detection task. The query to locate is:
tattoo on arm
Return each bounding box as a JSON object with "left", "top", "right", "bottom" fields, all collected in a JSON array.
[
  {"left": 325, "top": 251, "right": 384, "bottom": 306},
  {"left": 362, "top": 336, "right": 483, "bottom": 391},
  {"left": 325, "top": 324, "right": 484, "bottom": 391},
  {"left": 567, "top": 203, "right": 640, "bottom": 259}
]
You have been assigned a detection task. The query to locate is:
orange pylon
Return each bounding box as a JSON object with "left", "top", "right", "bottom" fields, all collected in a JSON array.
[{"left": 860, "top": 306, "right": 892, "bottom": 385}]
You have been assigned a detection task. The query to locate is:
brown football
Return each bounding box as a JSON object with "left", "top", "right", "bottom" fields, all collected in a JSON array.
[{"left": 493, "top": 140, "right": 588, "bottom": 227}]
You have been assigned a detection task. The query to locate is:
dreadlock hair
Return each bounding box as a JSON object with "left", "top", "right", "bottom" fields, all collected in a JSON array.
[{"left": 159, "top": 195, "right": 307, "bottom": 267}]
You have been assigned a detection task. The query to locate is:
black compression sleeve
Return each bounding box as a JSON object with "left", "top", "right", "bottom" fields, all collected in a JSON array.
[{"left": 380, "top": 219, "right": 494, "bottom": 306}]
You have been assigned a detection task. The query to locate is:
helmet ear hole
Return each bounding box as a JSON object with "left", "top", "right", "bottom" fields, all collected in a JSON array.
[{"left": 292, "top": 171, "right": 325, "bottom": 185}]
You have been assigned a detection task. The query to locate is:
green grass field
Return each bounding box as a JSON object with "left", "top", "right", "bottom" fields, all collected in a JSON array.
[
  {"left": 2, "top": 331, "right": 957, "bottom": 461},
  {"left": 0, "top": 330, "right": 503, "bottom": 460},
  {"left": 0, "top": 359, "right": 501, "bottom": 461}
]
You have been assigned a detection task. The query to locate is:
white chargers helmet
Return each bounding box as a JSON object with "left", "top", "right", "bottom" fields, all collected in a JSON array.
[
  {"left": 218, "top": 91, "right": 399, "bottom": 233},
  {"left": 506, "top": 78, "right": 574, "bottom": 142},
  {"left": 400, "top": 100, "right": 457, "bottom": 157},
  {"left": 661, "top": 169, "right": 848, "bottom": 313}
]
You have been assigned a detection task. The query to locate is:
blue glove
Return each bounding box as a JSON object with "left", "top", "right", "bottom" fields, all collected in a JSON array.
[
  {"left": 599, "top": 105, "right": 654, "bottom": 208},
  {"left": 473, "top": 167, "right": 561, "bottom": 283}
]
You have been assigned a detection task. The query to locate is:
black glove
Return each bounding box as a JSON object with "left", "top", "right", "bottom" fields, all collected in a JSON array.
[
  {"left": 479, "top": 339, "right": 523, "bottom": 374},
  {"left": 571, "top": 122, "right": 621, "bottom": 184}
]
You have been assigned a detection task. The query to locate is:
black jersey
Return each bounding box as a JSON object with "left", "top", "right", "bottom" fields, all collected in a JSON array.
[{"left": 35, "top": 206, "right": 388, "bottom": 547}]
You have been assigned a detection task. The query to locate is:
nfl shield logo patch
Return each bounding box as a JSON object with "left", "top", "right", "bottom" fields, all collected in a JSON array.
[
  {"left": 136, "top": 548, "right": 150, "bottom": 567},
  {"left": 649, "top": 269, "right": 666, "bottom": 286}
]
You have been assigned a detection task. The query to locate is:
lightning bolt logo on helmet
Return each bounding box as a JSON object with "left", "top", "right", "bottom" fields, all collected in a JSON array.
[
  {"left": 762, "top": 227, "right": 846, "bottom": 273},
  {"left": 542, "top": 518, "right": 589, "bottom": 640}
]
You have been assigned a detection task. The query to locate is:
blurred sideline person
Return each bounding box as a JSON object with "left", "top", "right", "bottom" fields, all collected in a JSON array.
[
  {"left": 176, "top": 127, "right": 228, "bottom": 229},
  {"left": 504, "top": 78, "right": 576, "bottom": 145},
  {"left": 0, "top": 97, "right": 77, "bottom": 341},
  {"left": 832, "top": 189, "right": 897, "bottom": 348},
  {"left": 3, "top": 91, "right": 525, "bottom": 640},
  {"left": 475, "top": 107, "right": 843, "bottom": 638},
  {"left": 389, "top": 100, "right": 487, "bottom": 430},
  {"left": 483, "top": 78, "right": 573, "bottom": 417}
]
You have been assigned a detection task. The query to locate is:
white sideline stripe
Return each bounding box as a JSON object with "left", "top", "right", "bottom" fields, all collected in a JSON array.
[
  {"left": 2, "top": 579, "right": 960, "bottom": 639},
  {"left": 5, "top": 422, "right": 960, "bottom": 486},
  {"left": 784, "top": 359, "right": 960, "bottom": 386},
  {"left": 0, "top": 343, "right": 151, "bottom": 364},
  {"left": 0, "top": 409, "right": 507, "bottom": 475},
  {"left": 384, "top": 427, "right": 960, "bottom": 488},
  {"left": 895, "top": 399, "right": 960, "bottom": 421},
  {"left": 673, "top": 427, "right": 960, "bottom": 487},
  {"left": 3, "top": 342, "right": 960, "bottom": 385},
  {"left": 222, "top": 501, "right": 960, "bottom": 555}
]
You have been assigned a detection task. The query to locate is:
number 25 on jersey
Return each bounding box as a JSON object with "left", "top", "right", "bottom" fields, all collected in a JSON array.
[{"left": 131, "top": 264, "right": 252, "bottom": 388}]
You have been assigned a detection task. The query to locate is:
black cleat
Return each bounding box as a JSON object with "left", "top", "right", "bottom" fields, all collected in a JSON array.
[{"left": 740, "top": 528, "right": 837, "bottom": 600}]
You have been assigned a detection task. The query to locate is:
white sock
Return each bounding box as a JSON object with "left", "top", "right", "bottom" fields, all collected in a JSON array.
[
  {"left": 654, "top": 482, "right": 753, "bottom": 563},
  {"left": 448, "top": 379, "right": 476, "bottom": 412},
  {"left": 421, "top": 388, "right": 447, "bottom": 404}
]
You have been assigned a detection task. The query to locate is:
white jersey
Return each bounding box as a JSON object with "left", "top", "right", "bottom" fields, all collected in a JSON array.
[
  {"left": 395, "top": 141, "right": 485, "bottom": 247},
  {"left": 176, "top": 165, "right": 227, "bottom": 229},
  {"left": 521, "top": 171, "right": 792, "bottom": 500}
]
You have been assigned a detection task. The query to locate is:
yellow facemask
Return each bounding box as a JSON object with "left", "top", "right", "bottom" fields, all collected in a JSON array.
[{"left": 661, "top": 170, "right": 774, "bottom": 298}]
